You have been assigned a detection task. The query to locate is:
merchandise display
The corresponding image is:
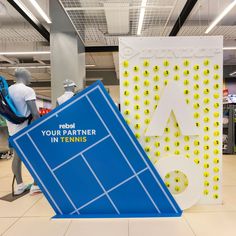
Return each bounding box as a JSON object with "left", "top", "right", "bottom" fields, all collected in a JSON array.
[
  {"left": 120, "top": 36, "right": 223, "bottom": 206},
  {"left": 10, "top": 81, "right": 181, "bottom": 218}
]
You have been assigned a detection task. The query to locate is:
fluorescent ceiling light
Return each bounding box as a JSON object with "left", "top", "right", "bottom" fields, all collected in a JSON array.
[
  {"left": 29, "top": 0, "right": 52, "bottom": 24},
  {"left": 13, "top": 0, "right": 39, "bottom": 24},
  {"left": 205, "top": 0, "right": 236, "bottom": 34},
  {"left": 223, "top": 46, "right": 236, "bottom": 50},
  {"left": 0, "top": 51, "right": 50, "bottom": 56},
  {"left": 0, "top": 65, "right": 50, "bottom": 69},
  {"left": 86, "top": 64, "right": 96, "bottom": 67},
  {"left": 230, "top": 71, "right": 236, "bottom": 76},
  {"left": 137, "top": 0, "right": 147, "bottom": 35}
]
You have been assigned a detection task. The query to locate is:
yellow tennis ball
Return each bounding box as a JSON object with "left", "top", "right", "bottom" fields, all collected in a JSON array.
[
  {"left": 154, "top": 94, "right": 160, "bottom": 101},
  {"left": 194, "top": 140, "right": 200, "bottom": 146},
  {"left": 193, "top": 64, "right": 200, "bottom": 71},
  {"left": 124, "top": 100, "right": 130, "bottom": 106},
  {"left": 204, "top": 69, "right": 210, "bottom": 76},
  {"left": 185, "top": 154, "right": 190, "bottom": 158},
  {"left": 185, "top": 99, "right": 190, "bottom": 104},
  {"left": 153, "top": 65, "right": 159, "bottom": 72},
  {"left": 173, "top": 65, "right": 180, "bottom": 71},
  {"left": 134, "top": 85, "right": 140, "bottom": 91},
  {"left": 184, "top": 69, "right": 190, "bottom": 76},
  {"left": 203, "top": 98, "right": 210, "bottom": 104},
  {"left": 203, "top": 88, "right": 210, "bottom": 94},
  {"left": 184, "top": 136, "right": 190, "bottom": 142},
  {"left": 194, "top": 74, "right": 199, "bottom": 80},
  {"left": 204, "top": 181, "right": 210, "bottom": 186},
  {"left": 204, "top": 145, "right": 210, "bottom": 151},
  {"left": 194, "top": 84, "right": 199, "bottom": 90},
  {"left": 153, "top": 85, "right": 159, "bottom": 91},
  {"left": 133, "top": 75, "right": 140, "bottom": 82},
  {"left": 144, "top": 80, "right": 150, "bottom": 86},
  {"left": 203, "top": 79, "right": 209, "bottom": 85},
  {"left": 153, "top": 75, "right": 160, "bottom": 81},
  {"left": 213, "top": 158, "right": 219, "bottom": 164},
  {"left": 134, "top": 114, "right": 140, "bottom": 120},
  {"left": 193, "top": 103, "right": 200, "bottom": 109},
  {"left": 164, "top": 80, "right": 168, "bottom": 86},
  {"left": 204, "top": 107, "right": 210, "bottom": 113},
  {"left": 214, "top": 74, "right": 220, "bottom": 80},
  {"left": 145, "top": 137, "right": 150, "bottom": 143},
  {"left": 164, "top": 127, "right": 170, "bottom": 133},
  {"left": 204, "top": 154, "right": 209, "bottom": 160},
  {"left": 174, "top": 75, "right": 180, "bottom": 81},
  {"left": 214, "top": 130, "right": 220, "bottom": 136},
  {"left": 203, "top": 59, "right": 210, "bottom": 66},
  {"left": 213, "top": 176, "right": 219, "bottom": 182},
  {"left": 134, "top": 123, "right": 141, "bottom": 129},
  {"left": 163, "top": 70, "right": 170, "bottom": 77},
  {"left": 155, "top": 151, "right": 160, "bottom": 157},
  {"left": 203, "top": 117, "right": 209, "bottom": 123},
  {"left": 144, "top": 99, "right": 150, "bottom": 106},
  {"left": 124, "top": 109, "right": 130, "bottom": 115},
  {"left": 145, "top": 146, "right": 151, "bottom": 152},
  {"left": 204, "top": 126, "right": 210, "bottom": 132},
  {"left": 144, "top": 90, "right": 150, "bottom": 96},
  {"left": 214, "top": 103, "right": 220, "bottom": 108},
  {"left": 125, "top": 119, "right": 130, "bottom": 125},
  {"left": 143, "top": 60, "right": 150, "bottom": 67},
  {"left": 154, "top": 141, "right": 160, "bottom": 147},
  {"left": 213, "top": 167, "right": 219, "bottom": 173},
  {"left": 204, "top": 135, "right": 209, "bottom": 141},
  {"left": 165, "top": 137, "right": 170, "bottom": 142},
  {"left": 194, "top": 93, "right": 200, "bottom": 99},
  {"left": 214, "top": 112, "right": 219, "bottom": 118},
  {"left": 204, "top": 163, "right": 210, "bottom": 169},
  {"left": 164, "top": 146, "right": 170, "bottom": 152},
  {"left": 134, "top": 104, "right": 140, "bottom": 110},
  {"left": 163, "top": 59, "right": 170, "bottom": 67},
  {"left": 145, "top": 118, "right": 150, "bottom": 124},
  {"left": 214, "top": 121, "right": 220, "bottom": 127},
  {"left": 123, "top": 80, "right": 129, "bottom": 86},
  {"left": 213, "top": 93, "right": 220, "bottom": 99},
  {"left": 204, "top": 172, "right": 209, "bottom": 177},
  {"left": 134, "top": 95, "right": 140, "bottom": 101},
  {"left": 133, "top": 66, "right": 139, "bottom": 72},
  {"left": 203, "top": 189, "right": 209, "bottom": 195},
  {"left": 184, "top": 89, "right": 189, "bottom": 95},
  {"left": 213, "top": 149, "right": 219, "bottom": 155},
  {"left": 175, "top": 131, "right": 180, "bottom": 137},
  {"left": 175, "top": 141, "right": 180, "bottom": 147},
  {"left": 144, "top": 109, "right": 150, "bottom": 115},
  {"left": 175, "top": 177, "right": 180, "bottom": 183},
  {"left": 123, "top": 60, "right": 129, "bottom": 67},
  {"left": 194, "top": 158, "right": 200, "bottom": 164},
  {"left": 194, "top": 112, "right": 199, "bottom": 118},
  {"left": 124, "top": 90, "right": 130, "bottom": 96},
  {"left": 184, "top": 145, "right": 190, "bottom": 151},
  {"left": 214, "top": 84, "right": 220, "bottom": 89},
  {"left": 123, "top": 71, "right": 129, "bottom": 77},
  {"left": 135, "top": 133, "right": 140, "bottom": 139},
  {"left": 143, "top": 70, "right": 150, "bottom": 77},
  {"left": 213, "top": 185, "right": 219, "bottom": 191},
  {"left": 183, "top": 59, "right": 190, "bottom": 66},
  {"left": 165, "top": 182, "right": 170, "bottom": 187},
  {"left": 184, "top": 79, "right": 189, "bottom": 85}
]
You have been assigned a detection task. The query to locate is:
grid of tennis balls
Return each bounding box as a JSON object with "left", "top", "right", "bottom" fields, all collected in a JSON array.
[{"left": 121, "top": 58, "right": 221, "bottom": 200}]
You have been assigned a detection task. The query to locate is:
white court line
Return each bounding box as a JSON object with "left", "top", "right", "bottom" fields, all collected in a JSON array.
[
  {"left": 52, "top": 134, "right": 111, "bottom": 172},
  {"left": 27, "top": 134, "right": 80, "bottom": 215},
  {"left": 14, "top": 140, "right": 63, "bottom": 215},
  {"left": 97, "top": 87, "right": 179, "bottom": 214},
  {"left": 69, "top": 167, "right": 148, "bottom": 215},
  {"left": 14, "top": 86, "right": 99, "bottom": 141},
  {"left": 86, "top": 96, "right": 161, "bottom": 214},
  {"left": 81, "top": 153, "right": 120, "bottom": 214}
]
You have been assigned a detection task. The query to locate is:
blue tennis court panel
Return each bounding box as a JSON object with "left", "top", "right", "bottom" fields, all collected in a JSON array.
[{"left": 10, "top": 81, "right": 182, "bottom": 218}]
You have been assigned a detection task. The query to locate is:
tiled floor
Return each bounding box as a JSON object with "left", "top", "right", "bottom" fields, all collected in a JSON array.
[{"left": 0, "top": 155, "right": 236, "bottom": 236}]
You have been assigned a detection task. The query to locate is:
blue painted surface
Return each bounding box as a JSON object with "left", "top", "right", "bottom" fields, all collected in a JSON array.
[{"left": 10, "top": 81, "right": 182, "bottom": 218}]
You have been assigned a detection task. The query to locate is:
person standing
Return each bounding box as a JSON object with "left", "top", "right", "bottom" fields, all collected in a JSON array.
[{"left": 6, "top": 68, "right": 41, "bottom": 195}]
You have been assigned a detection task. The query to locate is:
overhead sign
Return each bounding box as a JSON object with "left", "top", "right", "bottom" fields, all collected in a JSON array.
[{"left": 10, "top": 81, "right": 181, "bottom": 218}]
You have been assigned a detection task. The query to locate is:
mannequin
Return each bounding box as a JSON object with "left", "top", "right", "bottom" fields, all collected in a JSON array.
[
  {"left": 7, "top": 68, "right": 41, "bottom": 195},
  {"left": 56, "top": 79, "right": 77, "bottom": 106}
]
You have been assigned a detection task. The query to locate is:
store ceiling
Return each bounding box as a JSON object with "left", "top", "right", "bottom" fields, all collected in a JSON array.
[{"left": 0, "top": 0, "right": 236, "bottom": 100}]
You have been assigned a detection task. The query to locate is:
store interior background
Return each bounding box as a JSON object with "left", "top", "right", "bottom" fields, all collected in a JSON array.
[{"left": 0, "top": 0, "right": 236, "bottom": 235}]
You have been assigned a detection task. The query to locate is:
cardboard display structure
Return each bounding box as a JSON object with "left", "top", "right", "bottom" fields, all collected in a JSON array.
[{"left": 10, "top": 81, "right": 181, "bottom": 218}]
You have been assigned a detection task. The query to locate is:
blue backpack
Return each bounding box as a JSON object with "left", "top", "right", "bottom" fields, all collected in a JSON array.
[{"left": 0, "top": 76, "right": 31, "bottom": 124}]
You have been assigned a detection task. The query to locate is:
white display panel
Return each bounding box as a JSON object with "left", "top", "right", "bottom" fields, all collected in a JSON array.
[{"left": 119, "top": 36, "right": 223, "bottom": 205}]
